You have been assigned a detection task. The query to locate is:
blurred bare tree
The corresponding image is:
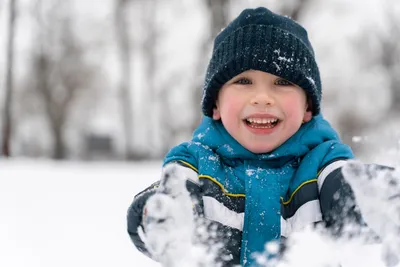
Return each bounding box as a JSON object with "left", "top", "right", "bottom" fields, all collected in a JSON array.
[
  {"left": 114, "top": 0, "right": 165, "bottom": 159},
  {"left": 141, "top": 0, "right": 161, "bottom": 158},
  {"left": 26, "top": 0, "right": 96, "bottom": 159},
  {"left": 190, "top": 0, "right": 231, "bottom": 132},
  {"left": 115, "top": 0, "right": 136, "bottom": 160},
  {"left": 2, "top": 0, "right": 17, "bottom": 157},
  {"left": 378, "top": 1, "right": 400, "bottom": 114}
]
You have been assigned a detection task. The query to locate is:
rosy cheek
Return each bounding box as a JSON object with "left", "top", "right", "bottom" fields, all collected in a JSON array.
[
  {"left": 282, "top": 97, "right": 305, "bottom": 119},
  {"left": 221, "top": 95, "right": 242, "bottom": 114}
]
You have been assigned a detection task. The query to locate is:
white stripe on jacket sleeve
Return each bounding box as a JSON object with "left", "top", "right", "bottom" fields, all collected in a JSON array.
[
  {"left": 281, "top": 200, "right": 322, "bottom": 238},
  {"left": 317, "top": 160, "right": 347, "bottom": 191},
  {"left": 203, "top": 196, "right": 244, "bottom": 231}
]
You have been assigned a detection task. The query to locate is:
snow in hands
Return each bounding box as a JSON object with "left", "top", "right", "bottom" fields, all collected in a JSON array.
[
  {"left": 342, "top": 160, "right": 400, "bottom": 267},
  {"left": 141, "top": 164, "right": 217, "bottom": 267},
  {"left": 139, "top": 161, "right": 400, "bottom": 267}
]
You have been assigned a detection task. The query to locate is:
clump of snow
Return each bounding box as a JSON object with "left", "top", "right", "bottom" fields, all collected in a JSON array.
[
  {"left": 273, "top": 62, "right": 281, "bottom": 71},
  {"left": 306, "top": 76, "right": 316, "bottom": 86},
  {"left": 254, "top": 226, "right": 396, "bottom": 267},
  {"left": 246, "top": 169, "right": 255, "bottom": 176},
  {"left": 352, "top": 136, "right": 363, "bottom": 143},
  {"left": 197, "top": 133, "right": 205, "bottom": 140},
  {"left": 277, "top": 56, "right": 293, "bottom": 63},
  {"left": 343, "top": 161, "right": 400, "bottom": 267},
  {"left": 142, "top": 164, "right": 222, "bottom": 267},
  {"left": 208, "top": 155, "right": 219, "bottom": 161},
  {"left": 223, "top": 144, "right": 234, "bottom": 154}
]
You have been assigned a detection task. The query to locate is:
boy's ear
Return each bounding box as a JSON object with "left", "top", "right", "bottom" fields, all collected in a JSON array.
[
  {"left": 302, "top": 99, "right": 313, "bottom": 123},
  {"left": 303, "top": 110, "right": 312, "bottom": 123},
  {"left": 212, "top": 104, "right": 221, "bottom": 120}
]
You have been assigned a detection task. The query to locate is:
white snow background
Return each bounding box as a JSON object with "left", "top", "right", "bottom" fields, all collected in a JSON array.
[
  {"left": 0, "top": 160, "right": 160, "bottom": 267},
  {"left": 1, "top": 159, "right": 399, "bottom": 267}
]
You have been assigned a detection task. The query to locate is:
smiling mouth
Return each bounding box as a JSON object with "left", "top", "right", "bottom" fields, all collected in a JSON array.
[{"left": 244, "top": 118, "right": 280, "bottom": 129}]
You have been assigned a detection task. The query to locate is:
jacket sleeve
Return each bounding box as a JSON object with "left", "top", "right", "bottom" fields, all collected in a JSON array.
[
  {"left": 318, "top": 160, "right": 393, "bottom": 236},
  {"left": 126, "top": 163, "right": 203, "bottom": 258},
  {"left": 127, "top": 181, "right": 159, "bottom": 256}
]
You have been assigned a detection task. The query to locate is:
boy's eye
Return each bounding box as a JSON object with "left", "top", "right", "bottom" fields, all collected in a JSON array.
[
  {"left": 234, "top": 78, "right": 252, "bottom": 85},
  {"left": 274, "top": 78, "right": 293, "bottom": 86}
]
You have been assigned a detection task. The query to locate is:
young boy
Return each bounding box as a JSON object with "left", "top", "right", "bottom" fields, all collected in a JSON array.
[{"left": 127, "top": 7, "right": 396, "bottom": 267}]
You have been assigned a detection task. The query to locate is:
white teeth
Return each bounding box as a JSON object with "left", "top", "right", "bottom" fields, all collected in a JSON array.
[{"left": 246, "top": 118, "right": 278, "bottom": 124}]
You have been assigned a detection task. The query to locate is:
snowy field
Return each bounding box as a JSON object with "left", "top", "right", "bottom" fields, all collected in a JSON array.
[
  {"left": 0, "top": 160, "right": 161, "bottom": 267},
  {"left": 0, "top": 159, "right": 397, "bottom": 267}
]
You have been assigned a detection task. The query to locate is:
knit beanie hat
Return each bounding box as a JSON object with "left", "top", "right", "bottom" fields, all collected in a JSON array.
[{"left": 201, "top": 7, "right": 321, "bottom": 117}]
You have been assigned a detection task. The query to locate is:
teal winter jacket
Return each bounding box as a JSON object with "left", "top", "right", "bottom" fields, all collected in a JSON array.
[
  {"left": 127, "top": 115, "right": 357, "bottom": 267},
  {"left": 163, "top": 115, "right": 354, "bottom": 266}
]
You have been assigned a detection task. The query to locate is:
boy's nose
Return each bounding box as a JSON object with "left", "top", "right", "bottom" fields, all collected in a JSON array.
[{"left": 251, "top": 90, "right": 274, "bottom": 106}]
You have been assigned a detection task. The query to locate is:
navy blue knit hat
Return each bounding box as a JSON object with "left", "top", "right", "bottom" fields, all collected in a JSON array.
[{"left": 201, "top": 7, "right": 321, "bottom": 117}]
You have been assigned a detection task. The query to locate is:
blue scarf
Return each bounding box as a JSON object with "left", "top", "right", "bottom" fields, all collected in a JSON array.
[{"left": 165, "top": 115, "right": 354, "bottom": 266}]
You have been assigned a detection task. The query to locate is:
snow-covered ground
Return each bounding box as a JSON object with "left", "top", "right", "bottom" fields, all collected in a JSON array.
[
  {"left": 0, "top": 160, "right": 161, "bottom": 267},
  {"left": 0, "top": 159, "right": 398, "bottom": 267}
]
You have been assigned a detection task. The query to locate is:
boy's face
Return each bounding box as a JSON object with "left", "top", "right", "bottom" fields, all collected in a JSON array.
[{"left": 212, "top": 70, "right": 312, "bottom": 154}]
